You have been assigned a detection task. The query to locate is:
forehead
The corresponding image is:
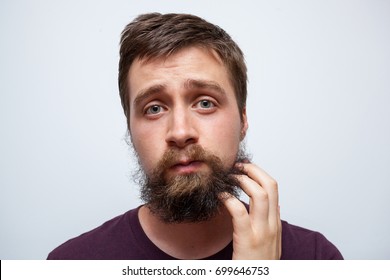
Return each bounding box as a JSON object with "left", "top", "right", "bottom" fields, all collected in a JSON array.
[{"left": 127, "top": 47, "right": 234, "bottom": 102}]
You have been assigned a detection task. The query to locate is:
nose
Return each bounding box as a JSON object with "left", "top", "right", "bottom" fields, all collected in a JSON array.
[{"left": 165, "top": 108, "right": 198, "bottom": 148}]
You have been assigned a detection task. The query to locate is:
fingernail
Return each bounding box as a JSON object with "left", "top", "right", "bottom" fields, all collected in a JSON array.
[{"left": 218, "top": 192, "right": 231, "bottom": 200}]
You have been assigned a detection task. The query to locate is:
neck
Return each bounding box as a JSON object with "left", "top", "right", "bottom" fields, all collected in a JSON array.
[{"left": 138, "top": 205, "right": 233, "bottom": 259}]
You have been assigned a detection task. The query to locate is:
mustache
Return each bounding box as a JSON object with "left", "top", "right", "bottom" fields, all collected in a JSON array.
[
  {"left": 156, "top": 145, "right": 217, "bottom": 171},
  {"left": 131, "top": 142, "right": 251, "bottom": 188},
  {"left": 152, "top": 145, "right": 248, "bottom": 180}
]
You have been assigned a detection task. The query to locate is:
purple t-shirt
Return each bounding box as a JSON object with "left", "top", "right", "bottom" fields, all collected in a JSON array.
[{"left": 47, "top": 206, "right": 343, "bottom": 260}]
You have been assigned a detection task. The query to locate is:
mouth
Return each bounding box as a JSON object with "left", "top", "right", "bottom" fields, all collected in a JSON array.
[{"left": 169, "top": 160, "right": 205, "bottom": 175}]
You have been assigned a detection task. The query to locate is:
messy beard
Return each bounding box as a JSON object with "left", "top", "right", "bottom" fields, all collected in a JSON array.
[{"left": 133, "top": 144, "right": 250, "bottom": 223}]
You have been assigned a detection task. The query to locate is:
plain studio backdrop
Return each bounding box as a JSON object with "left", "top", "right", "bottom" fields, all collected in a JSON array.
[{"left": 1, "top": 0, "right": 389, "bottom": 260}]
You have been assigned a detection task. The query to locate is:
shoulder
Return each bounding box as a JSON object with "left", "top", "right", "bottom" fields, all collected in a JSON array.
[
  {"left": 281, "top": 221, "right": 343, "bottom": 260},
  {"left": 47, "top": 208, "right": 140, "bottom": 260}
]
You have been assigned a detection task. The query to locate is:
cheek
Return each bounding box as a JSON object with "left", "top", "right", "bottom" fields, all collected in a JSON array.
[
  {"left": 130, "top": 124, "right": 164, "bottom": 174},
  {"left": 204, "top": 117, "right": 242, "bottom": 164}
]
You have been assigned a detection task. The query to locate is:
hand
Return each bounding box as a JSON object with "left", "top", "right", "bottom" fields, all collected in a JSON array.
[{"left": 221, "top": 163, "right": 282, "bottom": 259}]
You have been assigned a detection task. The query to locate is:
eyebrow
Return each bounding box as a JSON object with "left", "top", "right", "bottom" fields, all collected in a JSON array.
[
  {"left": 132, "top": 79, "right": 227, "bottom": 108},
  {"left": 133, "top": 84, "right": 166, "bottom": 108},
  {"left": 184, "top": 79, "right": 227, "bottom": 96}
]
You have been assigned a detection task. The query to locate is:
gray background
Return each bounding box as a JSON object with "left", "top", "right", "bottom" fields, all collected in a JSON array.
[{"left": 1, "top": 0, "right": 389, "bottom": 259}]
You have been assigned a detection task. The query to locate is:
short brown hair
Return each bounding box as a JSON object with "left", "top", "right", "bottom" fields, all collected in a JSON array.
[{"left": 118, "top": 13, "right": 247, "bottom": 128}]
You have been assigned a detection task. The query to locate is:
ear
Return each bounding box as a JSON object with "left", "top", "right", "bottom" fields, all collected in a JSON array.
[{"left": 240, "top": 107, "right": 248, "bottom": 141}]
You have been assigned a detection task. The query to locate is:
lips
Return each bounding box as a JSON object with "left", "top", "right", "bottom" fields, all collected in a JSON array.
[
  {"left": 172, "top": 158, "right": 198, "bottom": 166},
  {"left": 169, "top": 160, "right": 204, "bottom": 174}
]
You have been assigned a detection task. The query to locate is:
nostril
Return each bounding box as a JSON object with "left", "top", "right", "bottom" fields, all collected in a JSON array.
[
  {"left": 167, "top": 136, "right": 197, "bottom": 148},
  {"left": 185, "top": 137, "right": 196, "bottom": 145},
  {"left": 165, "top": 127, "right": 198, "bottom": 148},
  {"left": 165, "top": 112, "right": 199, "bottom": 147}
]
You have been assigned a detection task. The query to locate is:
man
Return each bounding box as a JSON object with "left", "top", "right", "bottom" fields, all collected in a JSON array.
[{"left": 48, "top": 13, "right": 342, "bottom": 260}]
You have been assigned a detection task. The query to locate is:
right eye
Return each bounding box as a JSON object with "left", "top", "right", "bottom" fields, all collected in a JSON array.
[{"left": 145, "top": 105, "right": 163, "bottom": 115}]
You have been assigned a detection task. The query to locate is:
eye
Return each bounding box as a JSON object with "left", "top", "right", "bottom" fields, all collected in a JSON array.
[
  {"left": 198, "top": 99, "right": 215, "bottom": 109},
  {"left": 145, "top": 105, "right": 163, "bottom": 115}
]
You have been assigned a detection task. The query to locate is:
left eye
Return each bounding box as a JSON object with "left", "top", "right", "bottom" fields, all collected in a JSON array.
[{"left": 198, "top": 100, "right": 214, "bottom": 108}]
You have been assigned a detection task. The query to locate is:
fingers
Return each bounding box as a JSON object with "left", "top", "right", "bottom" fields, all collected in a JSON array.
[
  {"left": 221, "top": 193, "right": 252, "bottom": 238},
  {"left": 236, "top": 163, "right": 279, "bottom": 223},
  {"left": 220, "top": 163, "right": 282, "bottom": 259},
  {"left": 234, "top": 175, "right": 269, "bottom": 227}
]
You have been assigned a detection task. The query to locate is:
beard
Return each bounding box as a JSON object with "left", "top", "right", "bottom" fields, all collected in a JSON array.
[{"left": 134, "top": 144, "right": 250, "bottom": 223}]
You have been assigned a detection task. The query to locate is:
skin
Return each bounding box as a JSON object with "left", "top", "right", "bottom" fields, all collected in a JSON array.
[{"left": 127, "top": 46, "right": 281, "bottom": 259}]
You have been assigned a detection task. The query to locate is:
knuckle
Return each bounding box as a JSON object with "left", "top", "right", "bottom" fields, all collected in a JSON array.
[
  {"left": 234, "top": 206, "right": 249, "bottom": 218},
  {"left": 268, "top": 226, "right": 279, "bottom": 236},
  {"left": 253, "top": 190, "right": 268, "bottom": 201},
  {"left": 264, "top": 178, "right": 278, "bottom": 193},
  {"left": 224, "top": 198, "right": 248, "bottom": 217},
  {"left": 267, "top": 178, "right": 278, "bottom": 188}
]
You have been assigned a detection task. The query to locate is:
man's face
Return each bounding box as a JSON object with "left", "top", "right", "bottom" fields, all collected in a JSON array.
[{"left": 127, "top": 46, "right": 248, "bottom": 222}]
